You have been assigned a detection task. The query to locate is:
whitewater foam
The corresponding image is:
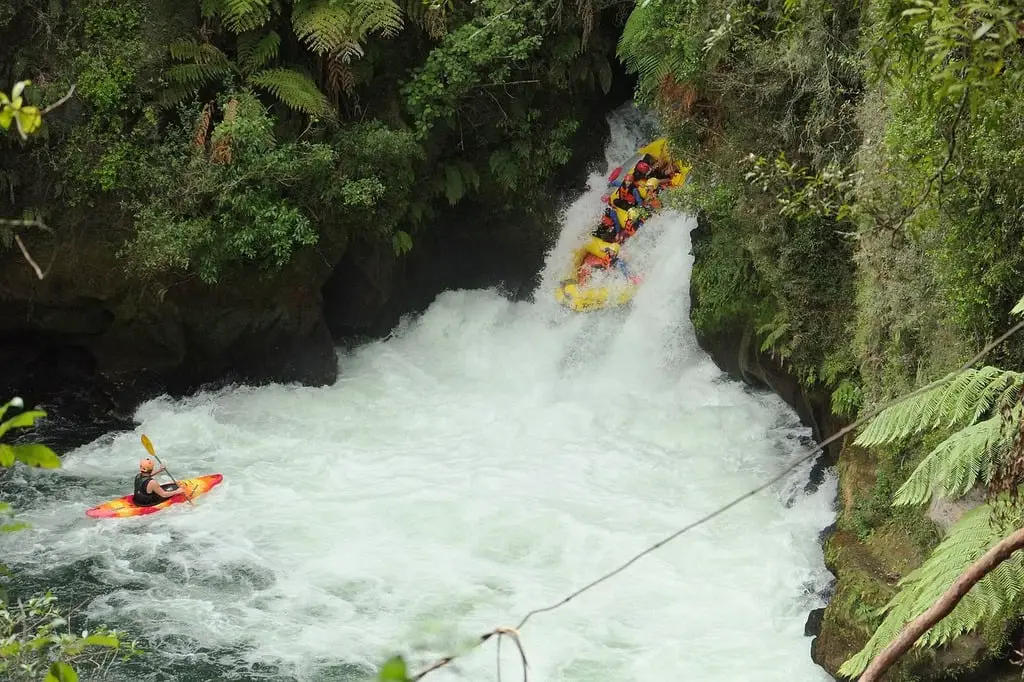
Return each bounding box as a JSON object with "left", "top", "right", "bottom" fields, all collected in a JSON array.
[{"left": 1, "top": 104, "right": 836, "bottom": 682}]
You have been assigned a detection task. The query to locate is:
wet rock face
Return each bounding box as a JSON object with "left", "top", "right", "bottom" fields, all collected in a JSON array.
[
  {"left": 322, "top": 199, "right": 560, "bottom": 341},
  {"left": 323, "top": 109, "right": 614, "bottom": 343},
  {"left": 0, "top": 110, "right": 616, "bottom": 426},
  {"left": 686, "top": 264, "right": 844, "bottom": 477},
  {"left": 0, "top": 244, "right": 338, "bottom": 423}
]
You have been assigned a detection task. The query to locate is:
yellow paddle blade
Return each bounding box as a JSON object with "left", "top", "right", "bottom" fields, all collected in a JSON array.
[{"left": 141, "top": 434, "right": 156, "bottom": 457}]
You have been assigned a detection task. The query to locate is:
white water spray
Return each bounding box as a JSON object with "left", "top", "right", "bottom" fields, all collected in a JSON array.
[{"left": 1, "top": 106, "right": 836, "bottom": 682}]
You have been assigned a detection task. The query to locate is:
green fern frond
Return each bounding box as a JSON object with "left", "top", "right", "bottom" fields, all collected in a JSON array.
[
  {"left": 169, "top": 40, "right": 230, "bottom": 66},
  {"left": 757, "top": 316, "right": 790, "bottom": 354},
  {"left": 292, "top": 0, "right": 355, "bottom": 55},
  {"left": 893, "top": 415, "right": 1013, "bottom": 506},
  {"left": 166, "top": 62, "right": 233, "bottom": 86},
  {"left": 855, "top": 367, "right": 1024, "bottom": 447},
  {"left": 237, "top": 30, "right": 280, "bottom": 73},
  {"left": 349, "top": 0, "right": 404, "bottom": 39},
  {"left": 617, "top": 0, "right": 660, "bottom": 76},
  {"left": 169, "top": 40, "right": 204, "bottom": 62},
  {"left": 292, "top": 0, "right": 403, "bottom": 57},
  {"left": 248, "top": 68, "right": 330, "bottom": 116},
  {"left": 840, "top": 504, "right": 1024, "bottom": 678},
  {"left": 156, "top": 83, "right": 201, "bottom": 108},
  {"left": 202, "top": 0, "right": 272, "bottom": 33}
]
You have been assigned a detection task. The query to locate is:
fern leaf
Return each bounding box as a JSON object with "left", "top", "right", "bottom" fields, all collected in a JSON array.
[
  {"left": 248, "top": 68, "right": 330, "bottom": 116},
  {"left": 202, "top": 0, "right": 272, "bottom": 33},
  {"left": 169, "top": 40, "right": 230, "bottom": 66},
  {"left": 155, "top": 83, "right": 201, "bottom": 108},
  {"left": 855, "top": 367, "right": 1024, "bottom": 447},
  {"left": 350, "top": 0, "right": 404, "bottom": 39},
  {"left": 166, "top": 62, "right": 232, "bottom": 86},
  {"left": 293, "top": 0, "right": 355, "bottom": 55},
  {"left": 617, "top": 0, "right": 663, "bottom": 77},
  {"left": 169, "top": 40, "right": 205, "bottom": 61},
  {"left": 840, "top": 504, "right": 1024, "bottom": 678},
  {"left": 237, "top": 30, "right": 280, "bottom": 73},
  {"left": 325, "top": 52, "right": 358, "bottom": 95},
  {"left": 292, "top": 0, "right": 403, "bottom": 57},
  {"left": 893, "top": 416, "right": 1011, "bottom": 506}
]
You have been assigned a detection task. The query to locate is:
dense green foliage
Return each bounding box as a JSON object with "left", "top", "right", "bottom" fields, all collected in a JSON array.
[
  {"left": 630, "top": 0, "right": 863, "bottom": 399},
  {"left": 1, "top": 0, "right": 623, "bottom": 284},
  {"left": 621, "top": 0, "right": 1024, "bottom": 677}
]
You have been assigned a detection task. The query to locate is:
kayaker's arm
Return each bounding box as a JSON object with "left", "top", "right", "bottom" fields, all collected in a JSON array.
[{"left": 148, "top": 480, "right": 182, "bottom": 498}]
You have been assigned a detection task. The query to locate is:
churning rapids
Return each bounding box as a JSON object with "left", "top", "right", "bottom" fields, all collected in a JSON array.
[{"left": 2, "top": 108, "right": 837, "bottom": 682}]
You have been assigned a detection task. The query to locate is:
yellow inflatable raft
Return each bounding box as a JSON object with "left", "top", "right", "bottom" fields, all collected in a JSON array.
[
  {"left": 554, "top": 278, "right": 638, "bottom": 312},
  {"left": 553, "top": 137, "right": 687, "bottom": 313},
  {"left": 554, "top": 236, "right": 639, "bottom": 312}
]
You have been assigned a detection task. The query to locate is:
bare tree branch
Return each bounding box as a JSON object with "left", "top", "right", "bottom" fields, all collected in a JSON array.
[
  {"left": 14, "top": 234, "right": 46, "bottom": 279},
  {"left": 0, "top": 217, "right": 55, "bottom": 279},
  {"left": 859, "top": 526, "right": 1024, "bottom": 682},
  {"left": 41, "top": 83, "right": 77, "bottom": 115}
]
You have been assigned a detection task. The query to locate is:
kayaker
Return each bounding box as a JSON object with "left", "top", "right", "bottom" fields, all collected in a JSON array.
[{"left": 133, "top": 457, "right": 186, "bottom": 506}]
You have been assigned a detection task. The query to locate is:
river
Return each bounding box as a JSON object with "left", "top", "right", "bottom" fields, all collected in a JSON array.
[{"left": 1, "top": 107, "right": 837, "bottom": 682}]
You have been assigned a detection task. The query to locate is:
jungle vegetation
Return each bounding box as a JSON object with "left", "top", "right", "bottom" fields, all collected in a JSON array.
[
  {"left": 5, "top": 0, "right": 1024, "bottom": 679},
  {"left": 616, "top": 0, "right": 1024, "bottom": 677},
  {"left": 1, "top": 0, "right": 629, "bottom": 284}
]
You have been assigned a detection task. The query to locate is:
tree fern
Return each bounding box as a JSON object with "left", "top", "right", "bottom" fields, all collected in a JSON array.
[
  {"left": 840, "top": 503, "right": 1024, "bottom": 678},
  {"left": 293, "top": 0, "right": 363, "bottom": 58},
  {"left": 854, "top": 366, "right": 1024, "bottom": 448},
  {"left": 249, "top": 68, "right": 330, "bottom": 116},
  {"left": 617, "top": 0, "right": 660, "bottom": 78},
  {"left": 292, "top": 0, "right": 403, "bottom": 59},
  {"left": 893, "top": 413, "right": 1015, "bottom": 506},
  {"left": 162, "top": 41, "right": 233, "bottom": 106},
  {"left": 617, "top": 0, "right": 694, "bottom": 103},
  {"left": 349, "top": 0, "right": 403, "bottom": 39},
  {"left": 166, "top": 62, "right": 233, "bottom": 86},
  {"left": 202, "top": 0, "right": 273, "bottom": 33},
  {"left": 237, "top": 30, "right": 280, "bottom": 73},
  {"left": 169, "top": 40, "right": 231, "bottom": 65}
]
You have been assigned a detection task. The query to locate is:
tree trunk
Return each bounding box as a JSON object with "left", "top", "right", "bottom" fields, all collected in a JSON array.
[{"left": 859, "top": 526, "right": 1024, "bottom": 681}]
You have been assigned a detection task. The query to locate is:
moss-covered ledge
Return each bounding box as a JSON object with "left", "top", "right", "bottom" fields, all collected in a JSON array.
[{"left": 811, "top": 439, "right": 1024, "bottom": 681}]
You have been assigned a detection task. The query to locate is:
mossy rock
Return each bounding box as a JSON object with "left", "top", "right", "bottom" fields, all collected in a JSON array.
[{"left": 814, "top": 442, "right": 1013, "bottom": 681}]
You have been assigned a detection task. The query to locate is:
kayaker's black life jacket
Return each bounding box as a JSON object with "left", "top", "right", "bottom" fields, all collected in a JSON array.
[{"left": 133, "top": 473, "right": 162, "bottom": 506}]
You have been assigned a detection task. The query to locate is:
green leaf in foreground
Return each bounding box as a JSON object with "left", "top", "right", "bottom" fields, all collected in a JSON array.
[
  {"left": 44, "top": 662, "right": 79, "bottom": 682},
  {"left": 378, "top": 655, "right": 409, "bottom": 682},
  {"left": 12, "top": 443, "right": 61, "bottom": 468},
  {"left": 0, "top": 409, "right": 48, "bottom": 439},
  {"left": 65, "top": 633, "right": 121, "bottom": 655}
]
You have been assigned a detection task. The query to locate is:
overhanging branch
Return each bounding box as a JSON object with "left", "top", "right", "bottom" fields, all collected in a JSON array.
[{"left": 859, "top": 526, "right": 1024, "bottom": 681}]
